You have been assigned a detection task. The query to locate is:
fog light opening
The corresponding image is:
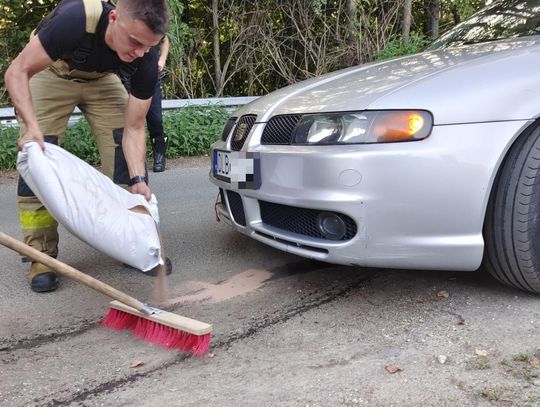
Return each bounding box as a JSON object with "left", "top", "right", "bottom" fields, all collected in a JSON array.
[{"left": 317, "top": 212, "right": 347, "bottom": 240}]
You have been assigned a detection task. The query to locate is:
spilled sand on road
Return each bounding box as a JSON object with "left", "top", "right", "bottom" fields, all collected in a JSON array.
[{"left": 165, "top": 268, "right": 273, "bottom": 305}]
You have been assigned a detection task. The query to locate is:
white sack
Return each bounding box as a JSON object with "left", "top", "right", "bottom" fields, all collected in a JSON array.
[{"left": 17, "top": 142, "right": 162, "bottom": 272}]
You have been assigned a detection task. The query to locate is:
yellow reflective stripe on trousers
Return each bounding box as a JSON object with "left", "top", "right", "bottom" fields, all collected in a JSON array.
[{"left": 19, "top": 209, "right": 58, "bottom": 229}]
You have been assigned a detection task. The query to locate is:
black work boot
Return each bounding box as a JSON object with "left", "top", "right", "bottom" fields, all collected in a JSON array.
[
  {"left": 29, "top": 262, "right": 59, "bottom": 293},
  {"left": 151, "top": 137, "right": 168, "bottom": 173}
]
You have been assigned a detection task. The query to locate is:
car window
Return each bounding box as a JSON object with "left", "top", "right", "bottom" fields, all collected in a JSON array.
[{"left": 428, "top": 0, "right": 540, "bottom": 49}]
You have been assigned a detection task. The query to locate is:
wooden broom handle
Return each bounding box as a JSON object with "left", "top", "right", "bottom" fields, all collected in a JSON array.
[{"left": 0, "top": 231, "right": 146, "bottom": 312}]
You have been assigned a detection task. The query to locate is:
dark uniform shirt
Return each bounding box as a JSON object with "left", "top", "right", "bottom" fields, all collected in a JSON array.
[{"left": 36, "top": 0, "right": 158, "bottom": 100}]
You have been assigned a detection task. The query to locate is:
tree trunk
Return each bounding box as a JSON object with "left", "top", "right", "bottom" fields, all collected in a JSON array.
[
  {"left": 182, "top": 0, "right": 189, "bottom": 24},
  {"left": 247, "top": 8, "right": 256, "bottom": 96},
  {"left": 450, "top": 3, "right": 461, "bottom": 25},
  {"left": 427, "top": 0, "right": 440, "bottom": 39},
  {"left": 212, "top": 0, "right": 223, "bottom": 95},
  {"left": 347, "top": 0, "right": 357, "bottom": 48},
  {"left": 345, "top": 0, "right": 358, "bottom": 65},
  {"left": 402, "top": 0, "right": 412, "bottom": 43}
]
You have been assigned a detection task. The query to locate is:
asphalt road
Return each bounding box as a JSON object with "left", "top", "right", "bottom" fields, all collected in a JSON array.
[{"left": 1, "top": 158, "right": 539, "bottom": 406}]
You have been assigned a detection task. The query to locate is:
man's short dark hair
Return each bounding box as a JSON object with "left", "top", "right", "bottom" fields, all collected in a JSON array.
[{"left": 119, "top": 0, "right": 169, "bottom": 36}]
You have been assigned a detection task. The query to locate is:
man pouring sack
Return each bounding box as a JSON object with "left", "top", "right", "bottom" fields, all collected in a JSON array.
[{"left": 4, "top": 0, "right": 171, "bottom": 292}]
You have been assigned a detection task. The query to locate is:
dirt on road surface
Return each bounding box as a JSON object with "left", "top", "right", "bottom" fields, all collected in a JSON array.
[{"left": 1, "top": 160, "right": 539, "bottom": 407}]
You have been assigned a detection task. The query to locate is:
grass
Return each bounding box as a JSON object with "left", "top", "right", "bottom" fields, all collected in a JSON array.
[
  {"left": 475, "top": 387, "right": 505, "bottom": 402},
  {"left": 466, "top": 355, "right": 490, "bottom": 370},
  {"left": 501, "top": 351, "right": 540, "bottom": 383},
  {"left": 513, "top": 353, "right": 530, "bottom": 362},
  {"left": 454, "top": 351, "right": 540, "bottom": 406}
]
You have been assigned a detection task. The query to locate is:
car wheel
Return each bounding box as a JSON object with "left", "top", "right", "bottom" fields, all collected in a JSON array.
[{"left": 483, "top": 123, "right": 540, "bottom": 294}]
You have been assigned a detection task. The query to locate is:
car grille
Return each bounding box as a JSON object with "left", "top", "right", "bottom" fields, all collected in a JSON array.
[
  {"left": 259, "top": 201, "right": 357, "bottom": 241},
  {"left": 230, "top": 115, "right": 257, "bottom": 151},
  {"left": 261, "top": 115, "right": 302, "bottom": 145},
  {"left": 226, "top": 191, "right": 246, "bottom": 226},
  {"left": 221, "top": 117, "right": 237, "bottom": 141}
]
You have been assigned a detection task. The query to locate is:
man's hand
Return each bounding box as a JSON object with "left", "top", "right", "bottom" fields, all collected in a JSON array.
[
  {"left": 18, "top": 130, "right": 46, "bottom": 151},
  {"left": 158, "top": 58, "right": 166, "bottom": 71},
  {"left": 157, "top": 36, "right": 169, "bottom": 72},
  {"left": 130, "top": 182, "right": 151, "bottom": 201}
]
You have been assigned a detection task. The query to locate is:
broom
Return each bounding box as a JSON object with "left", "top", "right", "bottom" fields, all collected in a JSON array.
[{"left": 0, "top": 231, "right": 212, "bottom": 355}]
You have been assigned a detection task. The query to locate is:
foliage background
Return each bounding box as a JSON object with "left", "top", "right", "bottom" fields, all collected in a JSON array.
[
  {"left": 0, "top": 0, "right": 486, "bottom": 168},
  {"left": 0, "top": 0, "right": 486, "bottom": 105}
]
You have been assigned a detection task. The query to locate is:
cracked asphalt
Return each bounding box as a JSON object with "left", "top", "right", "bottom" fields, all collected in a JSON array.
[{"left": 1, "top": 158, "right": 539, "bottom": 406}]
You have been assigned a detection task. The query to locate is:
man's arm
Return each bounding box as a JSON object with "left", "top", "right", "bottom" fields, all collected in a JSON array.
[
  {"left": 5, "top": 35, "right": 53, "bottom": 150},
  {"left": 157, "top": 36, "right": 169, "bottom": 72},
  {"left": 123, "top": 94, "right": 152, "bottom": 200}
]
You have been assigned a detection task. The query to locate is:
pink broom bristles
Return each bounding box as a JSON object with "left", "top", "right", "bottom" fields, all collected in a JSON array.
[{"left": 102, "top": 308, "right": 211, "bottom": 356}]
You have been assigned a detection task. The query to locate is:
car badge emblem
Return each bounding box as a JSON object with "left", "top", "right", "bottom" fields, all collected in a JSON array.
[{"left": 234, "top": 123, "right": 248, "bottom": 141}]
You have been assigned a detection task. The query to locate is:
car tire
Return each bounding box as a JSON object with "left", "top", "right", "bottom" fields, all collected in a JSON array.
[{"left": 483, "top": 123, "right": 540, "bottom": 294}]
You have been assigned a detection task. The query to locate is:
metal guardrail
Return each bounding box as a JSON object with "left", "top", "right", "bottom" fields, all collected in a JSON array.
[{"left": 0, "top": 96, "right": 259, "bottom": 127}]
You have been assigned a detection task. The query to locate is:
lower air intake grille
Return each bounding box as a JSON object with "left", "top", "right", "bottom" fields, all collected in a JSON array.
[
  {"left": 226, "top": 191, "right": 246, "bottom": 226},
  {"left": 259, "top": 201, "right": 357, "bottom": 241}
]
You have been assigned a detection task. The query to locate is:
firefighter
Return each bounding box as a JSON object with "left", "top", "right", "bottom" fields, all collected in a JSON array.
[{"left": 4, "top": 0, "right": 170, "bottom": 292}]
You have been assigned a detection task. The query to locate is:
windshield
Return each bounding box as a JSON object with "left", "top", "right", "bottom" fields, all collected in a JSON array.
[{"left": 428, "top": 0, "right": 540, "bottom": 49}]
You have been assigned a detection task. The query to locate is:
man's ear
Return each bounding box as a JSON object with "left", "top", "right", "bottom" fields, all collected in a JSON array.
[{"left": 108, "top": 9, "right": 118, "bottom": 23}]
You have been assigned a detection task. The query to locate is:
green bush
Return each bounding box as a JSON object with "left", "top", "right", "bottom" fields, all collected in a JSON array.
[
  {"left": 62, "top": 119, "right": 101, "bottom": 166},
  {"left": 164, "top": 104, "right": 230, "bottom": 157},
  {"left": 0, "top": 104, "right": 230, "bottom": 169},
  {"left": 375, "top": 33, "right": 431, "bottom": 61},
  {"left": 0, "top": 126, "right": 18, "bottom": 169}
]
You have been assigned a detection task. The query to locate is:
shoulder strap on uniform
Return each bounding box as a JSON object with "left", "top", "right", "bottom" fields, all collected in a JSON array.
[
  {"left": 82, "top": 0, "right": 103, "bottom": 34},
  {"left": 70, "top": 0, "right": 104, "bottom": 64}
]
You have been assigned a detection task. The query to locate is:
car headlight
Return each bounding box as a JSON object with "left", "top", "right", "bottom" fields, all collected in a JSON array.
[{"left": 292, "top": 110, "right": 433, "bottom": 144}]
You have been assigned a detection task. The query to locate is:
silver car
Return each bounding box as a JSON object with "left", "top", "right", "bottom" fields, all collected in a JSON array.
[{"left": 209, "top": 0, "right": 540, "bottom": 294}]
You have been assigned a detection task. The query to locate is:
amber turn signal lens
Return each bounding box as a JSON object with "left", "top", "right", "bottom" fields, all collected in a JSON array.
[{"left": 373, "top": 111, "right": 432, "bottom": 142}]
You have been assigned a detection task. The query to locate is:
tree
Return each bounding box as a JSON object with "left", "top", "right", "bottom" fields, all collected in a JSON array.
[
  {"left": 402, "top": 0, "right": 413, "bottom": 42},
  {"left": 0, "top": 0, "right": 57, "bottom": 104},
  {"left": 426, "top": 0, "right": 440, "bottom": 39}
]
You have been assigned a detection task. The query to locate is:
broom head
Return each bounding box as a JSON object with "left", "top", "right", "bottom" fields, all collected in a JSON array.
[{"left": 103, "top": 300, "right": 212, "bottom": 356}]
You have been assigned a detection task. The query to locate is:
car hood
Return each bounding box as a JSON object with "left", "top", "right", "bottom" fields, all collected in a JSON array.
[{"left": 236, "top": 37, "right": 540, "bottom": 125}]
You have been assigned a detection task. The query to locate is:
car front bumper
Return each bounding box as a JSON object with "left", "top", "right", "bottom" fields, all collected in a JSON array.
[{"left": 210, "top": 119, "right": 530, "bottom": 271}]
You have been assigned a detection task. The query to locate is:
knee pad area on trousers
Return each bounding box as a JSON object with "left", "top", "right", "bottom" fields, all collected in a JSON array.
[{"left": 18, "top": 135, "right": 58, "bottom": 197}]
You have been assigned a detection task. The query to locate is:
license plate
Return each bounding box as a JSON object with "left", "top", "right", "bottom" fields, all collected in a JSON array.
[{"left": 212, "top": 149, "right": 261, "bottom": 189}]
